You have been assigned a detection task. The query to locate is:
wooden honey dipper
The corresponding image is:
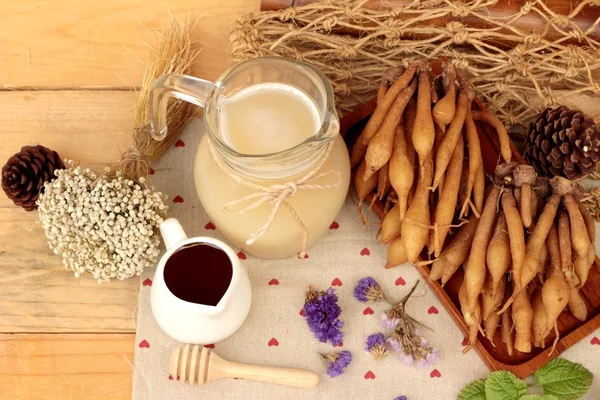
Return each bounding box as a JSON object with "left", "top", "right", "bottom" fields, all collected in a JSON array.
[{"left": 170, "top": 344, "right": 320, "bottom": 389}]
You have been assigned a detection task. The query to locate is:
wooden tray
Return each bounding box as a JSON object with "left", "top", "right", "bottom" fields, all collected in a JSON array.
[{"left": 340, "top": 62, "right": 600, "bottom": 379}]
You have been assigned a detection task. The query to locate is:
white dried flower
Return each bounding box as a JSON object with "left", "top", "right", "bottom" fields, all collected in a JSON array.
[{"left": 36, "top": 160, "right": 166, "bottom": 283}]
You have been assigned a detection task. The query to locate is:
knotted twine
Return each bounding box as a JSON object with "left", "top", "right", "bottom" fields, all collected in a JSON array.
[
  {"left": 229, "top": 0, "right": 600, "bottom": 128},
  {"left": 208, "top": 141, "right": 343, "bottom": 258}
]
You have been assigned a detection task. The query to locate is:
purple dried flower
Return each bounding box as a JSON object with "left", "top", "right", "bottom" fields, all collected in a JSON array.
[
  {"left": 425, "top": 348, "right": 440, "bottom": 367},
  {"left": 388, "top": 322, "right": 439, "bottom": 368},
  {"left": 365, "top": 333, "right": 389, "bottom": 360},
  {"left": 380, "top": 307, "right": 402, "bottom": 330},
  {"left": 354, "top": 277, "right": 387, "bottom": 303},
  {"left": 321, "top": 350, "right": 352, "bottom": 378},
  {"left": 394, "top": 396, "right": 408, "bottom": 400},
  {"left": 399, "top": 352, "right": 415, "bottom": 366},
  {"left": 303, "top": 286, "right": 344, "bottom": 346},
  {"left": 387, "top": 336, "right": 403, "bottom": 353},
  {"left": 365, "top": 333, "right": 386, "bottom": 350}
]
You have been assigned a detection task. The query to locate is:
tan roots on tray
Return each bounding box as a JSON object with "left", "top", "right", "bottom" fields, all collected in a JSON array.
[{"left": 351, "top": 60, "right": 596, "bottom": 359}]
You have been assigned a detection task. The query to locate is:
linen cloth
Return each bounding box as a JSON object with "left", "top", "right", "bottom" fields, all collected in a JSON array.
[{"left": 133, "top": 119, "right": 600, "bottom": 399}]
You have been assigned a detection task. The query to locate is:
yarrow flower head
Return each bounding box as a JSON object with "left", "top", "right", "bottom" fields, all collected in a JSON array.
[
  {"left": 303, "top": 286, "right": 344, "bottom": 346},
  {"left": 321, "top": 350, "right": 352, "bottom": 378},
  {"left": 354, "top": 277, "right": 388, "bottom": 303},
  {"left": 365, "top": 333, "right": 389, "bottom": 360},
  {"left": 388, "top": 321, "right": 439, "bottom": 368}
]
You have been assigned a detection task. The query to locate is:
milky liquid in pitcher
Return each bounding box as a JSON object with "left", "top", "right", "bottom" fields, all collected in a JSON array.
[
  {"left": 195, "top": 81, "right": 351, "bottom": 259},
  {"left": 219, "top": 83, "right": 321, "bottom": 154}
]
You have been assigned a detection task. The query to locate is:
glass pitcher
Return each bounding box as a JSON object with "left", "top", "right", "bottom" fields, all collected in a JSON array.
[{"left": 149, "top": 57, "right": 350, "bottom": 260}]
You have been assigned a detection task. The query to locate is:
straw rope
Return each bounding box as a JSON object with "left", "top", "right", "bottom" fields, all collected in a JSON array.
[
  {"left": 229, "top": 0, "right": 600, "bottom": 127},
  {"left": 112, "top": 17, "right": 198, "bottom": 181}
]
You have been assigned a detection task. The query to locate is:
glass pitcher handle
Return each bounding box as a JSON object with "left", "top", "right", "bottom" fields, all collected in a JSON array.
[{"left": 149, "top": 73, "right": 215, "bottom": 141}]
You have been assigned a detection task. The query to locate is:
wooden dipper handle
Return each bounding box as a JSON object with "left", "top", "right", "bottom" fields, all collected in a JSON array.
[
  {"left": 215, "top": 358, "right": 320, "bottom": 389},
  {"left": 170, "top": 345, "right": 319, "bottom": 389}
]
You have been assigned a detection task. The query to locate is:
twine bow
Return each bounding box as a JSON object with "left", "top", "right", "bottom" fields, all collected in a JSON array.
[{"left": 209, "top": 142, "right": 342, "bottom": 258}]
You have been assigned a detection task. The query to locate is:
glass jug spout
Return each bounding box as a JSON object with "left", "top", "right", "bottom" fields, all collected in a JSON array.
[{"left": 149, "top": 73, "right": 215, "bottom": 141}]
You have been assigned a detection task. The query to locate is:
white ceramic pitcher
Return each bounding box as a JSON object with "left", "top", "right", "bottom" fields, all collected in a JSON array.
[{"left": 151, "top": 218, "right": 252, "bottom": 344}]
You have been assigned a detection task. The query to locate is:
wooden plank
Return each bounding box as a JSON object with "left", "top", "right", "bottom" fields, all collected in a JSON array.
[
  {"left": 0, "top": 90, "right": 142, "bottom": 332},
  {"left": 0, "top": 208, "right": 140, "bottom": 333},
  {"left": 0, "top": 333, "right": 134, "bottom": 400},
  {"left": 0, "top": 90, "right": 135, "bottom": 208},
  {"left": 0, "top": 0, "right": 259, "bottom": 89}
]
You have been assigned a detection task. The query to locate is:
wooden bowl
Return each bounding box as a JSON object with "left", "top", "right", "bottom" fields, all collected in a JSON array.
[{"left": 340, "top": 61, "right": 600, "bottom": 379}]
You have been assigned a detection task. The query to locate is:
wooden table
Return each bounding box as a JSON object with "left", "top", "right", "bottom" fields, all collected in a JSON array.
[
  {"left": 0, "top": 1, "right": 258, "bottom": 399},
  {"left": 3, "top": 2, "right": 600, "bottom": 399}
]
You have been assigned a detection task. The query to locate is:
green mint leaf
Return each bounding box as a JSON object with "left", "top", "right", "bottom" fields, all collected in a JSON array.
[
  {"left": 485, "top": 371, "right": 528, "bottom": 400},
  {"left": 535, "top": 358, "right": 593, "bottom": 400},
  {"left": 458, "top": 378, "right": 486, "bottom": 400},
  {"left": 520, "top": 395, "right": 560, "bottom": 400}
]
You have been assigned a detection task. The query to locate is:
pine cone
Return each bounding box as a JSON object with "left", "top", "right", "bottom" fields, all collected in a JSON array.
[
  {"left": 1, "top": 145, "right": 65, "bottom": 211},
  {"left": 525, "top": 106, "right": 600, "bottom": 180}
]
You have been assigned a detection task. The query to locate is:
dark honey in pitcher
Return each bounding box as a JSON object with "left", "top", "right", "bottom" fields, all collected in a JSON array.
[{"left": 163, "top": 243, "right": 233, "bottom": 306}]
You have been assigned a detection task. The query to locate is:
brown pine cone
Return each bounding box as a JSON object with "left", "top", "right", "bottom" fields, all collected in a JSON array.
[
  {"left": 525, "top": 106, "right": 600, "bottom": 180},
  {"left": 1, "top": 145, "right": 65, "bottom": 211}
]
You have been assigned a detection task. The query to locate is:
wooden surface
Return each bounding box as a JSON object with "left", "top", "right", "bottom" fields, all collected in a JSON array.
[
  {"left": 0, "top": 0, "right": 259, "bottom": 398},
  {"left": 0, "top": 334, "right": 134, "bottom": 399}
]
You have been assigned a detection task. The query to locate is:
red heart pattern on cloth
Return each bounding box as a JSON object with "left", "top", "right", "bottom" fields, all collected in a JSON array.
[
  {"left": 268, "top": 279, "right": 279, "bottom": 286},
  {"left": 173, "top": 195, "right": 184, "bottom": 203},
  {"left": 268, "top": 338, "right": 279, "bottom": 347},
  {"left": 204, "top": 222, "right": 216, "bottom": 230},
  {"left": 430, "top": 369, "right": 441, "bottom": 378},
  {"left": 591, "top": 336, "right": 600, "bottom": 345},
  {"left": 168, "top": 375, "right": 174, "bottom": 380},
  {"left": 148, "top": 168, "right": 155, "bottom": 175},
  {"left": 329, "top": 221, "right": 340, "bottom": 230},
  {"left": 364, "top": 370, "right": 376, "bottom": 379},
  {"left": 204, "top": 344, "right": 215, "bottom": 349},
  {"left": 142, "top": 278, "right": 152, "bottom": 287},
  {"left": 299, "top": 309, "right": 305, "bottom": 316},
  {"left": 427, "top": 306, "right": 439, "bottom": 314},
  {"left": 331, "top": 277, "right": 343, "bottom": 286},
  {"left": 363, "top": 307, "right": 374, "bottom": 315},
  {"left": 175, "top": 139, "right": 185, "bottom": 147},
  {"left": 237, "top": 251, "right": 247, "bottom": 260},
  {"left": 395, "top": 277, "right": 406, "bottom": 286},
  {"left": 139, "top": 340, "right": 150, "bottom": 348},
  {"left": 360, "top": 247, "right": 371, "bottom": 256},
  {"left": 461, "top": 337, "right": 469, "bottom": 346}
]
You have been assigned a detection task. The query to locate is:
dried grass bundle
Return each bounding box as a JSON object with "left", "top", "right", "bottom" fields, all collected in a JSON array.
[{"left": 115, "top": 17, "right": 198, "bottom": 180}]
